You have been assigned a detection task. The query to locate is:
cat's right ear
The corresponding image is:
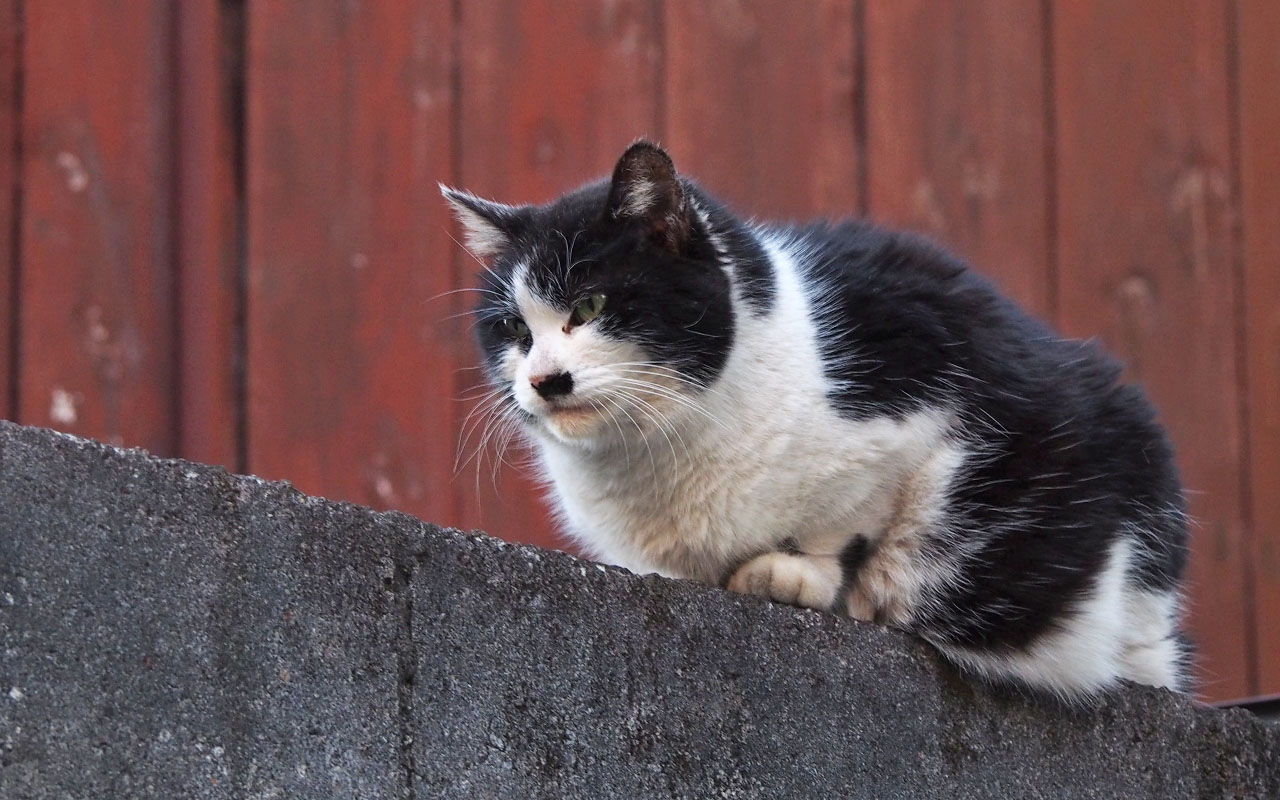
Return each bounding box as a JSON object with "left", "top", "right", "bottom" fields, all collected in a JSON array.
[{"left": 440, "top": 185, "right": 526, "bottom": 258}]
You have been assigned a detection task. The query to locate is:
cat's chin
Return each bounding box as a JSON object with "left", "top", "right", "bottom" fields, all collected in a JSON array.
[{"left": 537, "top": 404, "right": 608, "bottom": 444}]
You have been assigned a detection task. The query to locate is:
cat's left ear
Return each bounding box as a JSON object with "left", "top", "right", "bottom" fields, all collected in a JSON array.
[
  {"left": 440, "top": 185, "right": 527, "bottom": 259},
  {"left": 606, "top": 141, "right": 692, "bottom": 253}
]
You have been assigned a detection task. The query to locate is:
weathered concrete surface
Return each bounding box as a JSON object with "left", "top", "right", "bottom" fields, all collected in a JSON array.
[
  {"left": 1, "top": 421, "right": 415, "bottom": 799},
  {"left": 1, "top": 420, "right": 1277, "bottom": 799}
]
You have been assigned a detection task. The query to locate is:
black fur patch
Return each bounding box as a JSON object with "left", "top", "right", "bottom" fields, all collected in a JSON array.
[
  {"left": 687, "top": 187, "right": 775, "bottom": 313},
  {"left": 784, "top": 221, "right": 1188, "bottom": 651},
  {"left": 778, "top": 537, "right": 803, "bottom": 555},
  {"left": 833, "top": 535, "right": 873, "bottom": 615},
  {"left": 839, "top": 535, "right": 872, "bottom": 581}
]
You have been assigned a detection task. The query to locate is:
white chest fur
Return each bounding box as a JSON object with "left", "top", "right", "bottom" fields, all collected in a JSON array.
[{"left": 533, "top": 236, "right": 955, "bottom": 584}]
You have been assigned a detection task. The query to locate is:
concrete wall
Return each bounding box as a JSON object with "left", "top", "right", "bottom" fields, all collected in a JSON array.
[{"left": 1, "top": 419, "right": 1277, "bottom": 799}]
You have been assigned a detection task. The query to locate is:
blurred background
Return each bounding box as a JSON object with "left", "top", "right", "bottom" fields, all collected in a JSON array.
[{"left": 0, "top": 1, "right": 1275, "bottom": 704}]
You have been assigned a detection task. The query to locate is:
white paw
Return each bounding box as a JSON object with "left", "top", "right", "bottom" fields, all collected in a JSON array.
[
  {"left": 845, "top": 544, "right": 916, "bottom": 626},
  {"left": 726, "top": 552, "right": 841, "bottom": 611},
  {"left": 845, "top": 588, "right": 877, "bottom": 622}
]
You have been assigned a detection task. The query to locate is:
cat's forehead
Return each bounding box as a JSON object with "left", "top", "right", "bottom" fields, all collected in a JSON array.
[
  {"left": 497, "top": 224, "right": 608, "bottom": 305},
  {"left": 484, "top": 180, "right": 616, "bottom": 303}
]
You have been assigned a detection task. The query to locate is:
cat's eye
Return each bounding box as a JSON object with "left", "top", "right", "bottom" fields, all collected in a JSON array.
[
  {"left": 501, "top": 316, "right": 530, "bottom": 340},
  {"left": 570, "top": 292, "right": 607, "bottom": 325}
]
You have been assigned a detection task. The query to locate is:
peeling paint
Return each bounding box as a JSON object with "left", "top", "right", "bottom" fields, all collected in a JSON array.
[
  {"left": 374, "top": 475, "right": 396, "bottom": 503},
  {"left": 85, "top": 306, "right": 110, "bottom": 346},
  {"left": 911, "top": 180, "right": 947, "bottom": 233},
  {"left": 962, "top": 162, "right": 999, "bottom": 201},
  {"left": 49, "top": 387, "right": 81, "bottom": 426},
  {"left": 1169, "top": 166, "right": 1229, "bottom": 281},
  {"left": 615, "top": 21, "right": 641, "bottom": 56},
  {"left": 1114, "top": 273, "right": 1159, "bottom": 379},
  {"left": 55, "top": 151, "right": 89, "bottom": 193},
  {"left": 369, "top": 450, "right": 400, "bottom": 505},
  {"left": 81, "top": 305, "right": 136, "bottom": 385},
  {"left": 413, "top": 88, "right": 436, "bottom": 110}
]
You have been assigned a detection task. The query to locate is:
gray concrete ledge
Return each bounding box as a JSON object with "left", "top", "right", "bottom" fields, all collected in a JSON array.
[{"left": 1, "top": 419, "right": 1276, "bottom": 799}]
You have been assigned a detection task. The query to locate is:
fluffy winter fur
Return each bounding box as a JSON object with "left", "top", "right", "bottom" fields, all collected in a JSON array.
[{"left": 444, "top": 141, "right": 1191, "bottom": 698}]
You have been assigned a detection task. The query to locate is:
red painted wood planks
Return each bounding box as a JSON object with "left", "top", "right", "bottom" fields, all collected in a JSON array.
[
  {"left": 175, "top": 1, "right": 242, "bottom": 470},
  {"left": 665, "top": 0, "right": 859, "bottom": 218},
  {"left": 0, "top": 1, "right": 1271, "bottom": 696},
  {"left": 864, "top": 0, "right": 1053, "bottom": 318},
  {"left": 0, "top": 0, "right": 16, "bottom": 421},
  {"left": 1237, "top": 0, "right": 1280, "bottom": 696},
  {"left": 246, "top": 2, "right": 456, "bottom": 523},
  {"left": 454, "top": 0, "right": 662, "bottom": 548},
  {"left": 1053, "top": 0, "right": 1248, "bottom": 700},
  {"left": 19, "top": 2, "right": 177, "bottom": 453}
]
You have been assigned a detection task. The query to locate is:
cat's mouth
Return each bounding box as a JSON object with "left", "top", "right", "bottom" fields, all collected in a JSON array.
[
  {"left": 544, "top": 401, "right": 597, "bottom": 419},
  {"left": 539, "top": 400, "right": 605, "bottom": 439}
]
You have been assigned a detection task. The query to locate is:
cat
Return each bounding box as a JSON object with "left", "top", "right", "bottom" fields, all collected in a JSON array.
[{"left": 442, "top": 140, "right": 1191, "bottom": 699}]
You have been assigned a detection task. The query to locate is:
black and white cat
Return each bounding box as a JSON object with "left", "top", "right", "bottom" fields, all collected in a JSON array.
[{"left": 443, "top": 141, "right": 1190, "bottom": 698}]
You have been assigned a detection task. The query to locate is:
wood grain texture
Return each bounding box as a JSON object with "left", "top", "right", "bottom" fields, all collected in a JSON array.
[
  {"left": 1237, "top": 0, "right": 1280, "bottom": 696},
  {"left": 176, "top": 0, "right": 241, "bottom": 469},
  {"left": 246, "top": 1, "right": 456, "bottom": 522},
  {"left": 864, "top": 0, "right": 1052, "bottom": 318},
  {"left": 454, "top": 0, "right": 662, "bottom": 548},
  {"left": 1053, "top": 0, "right": 1247, "bottom": 700},
  {"left": 665, "top": 0, "right": 859, "bottom": 217},
  {"left": 0, "top": 0, "right": 16, "bottom": 421},
  {"left": 19, "top": 1, "right": 177, "bottom": 452}
]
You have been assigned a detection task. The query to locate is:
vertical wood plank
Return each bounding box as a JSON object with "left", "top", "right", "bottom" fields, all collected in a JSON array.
[
  {"left": 246, "top": 2, "right": 456, "bottom": 523},
  {"left": 19, "top": 1, "right": 177, "bottom": 452},
  {"left": 0, "top": 0, "right": 17, "bottom": 421},
  {"left": 864, "top": 0, "right": 1052, "bottom": 318},
  {"left": 1237, "top": 0, "right": 1280, "bottom": 696},
  {"left": 175, "top": 0, "right": 242, "bottom": 469},
  {"left": 665, "top": 0, "right": 859, "bottom": 218},
  {"left": 1053, "top": 0, "right": 1248, "bottom": 700},
  {"left": 455, "top": 0, "right": 661, "bottom": 547}
]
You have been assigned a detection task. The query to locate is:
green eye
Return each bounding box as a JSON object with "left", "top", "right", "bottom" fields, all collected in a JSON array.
[
  {"left": 571, "top": 292, "right": 607, "bottom": 325},
  {"left": 501, "top": 316, "right": 530, "bottom": 340}
]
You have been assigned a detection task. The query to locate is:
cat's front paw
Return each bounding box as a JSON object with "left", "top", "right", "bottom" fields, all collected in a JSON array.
[{"left": 726, "top": 552, "right": 842, "bottom": 611}]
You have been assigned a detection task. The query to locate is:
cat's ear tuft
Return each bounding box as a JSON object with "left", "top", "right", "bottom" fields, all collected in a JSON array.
[
  {"left": 440, "top": 184, "right": 524, "bottom": 258},
  {"left": 606, "top": 141, "right": 691, "bottom": 252}
]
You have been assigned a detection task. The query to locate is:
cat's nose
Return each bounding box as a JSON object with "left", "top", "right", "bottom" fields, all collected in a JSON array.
[{"left": 530, "top": 371, "right": 574, "bottom": 399}]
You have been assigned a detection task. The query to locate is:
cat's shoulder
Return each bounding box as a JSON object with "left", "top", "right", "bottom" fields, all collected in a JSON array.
[{"left": 763, "top": 218, "right": 976, "bottom": 292}]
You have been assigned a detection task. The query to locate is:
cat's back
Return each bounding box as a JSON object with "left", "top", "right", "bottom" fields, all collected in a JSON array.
[
  {"left": 773, "top": 218, "right": 1142, "bottom": 425},
  {"left": 777, "top": 217, "right": 1184, "bottom": 510}
]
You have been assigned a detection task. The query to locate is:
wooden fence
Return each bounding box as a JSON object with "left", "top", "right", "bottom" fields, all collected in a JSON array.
[{"left": 1, "top": 0, "right": 1276, "bottom": 703}]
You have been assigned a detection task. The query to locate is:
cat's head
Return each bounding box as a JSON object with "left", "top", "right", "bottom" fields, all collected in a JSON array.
[{"left": 443, "top": 142, "right": 735, "bottom": 448}]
